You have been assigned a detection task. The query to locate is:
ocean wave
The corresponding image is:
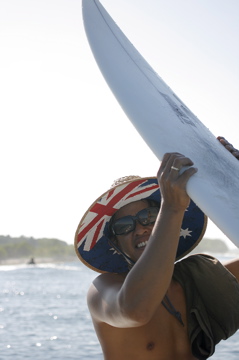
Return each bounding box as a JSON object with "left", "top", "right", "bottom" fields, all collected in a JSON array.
[{"left": 0, "top": 262, "right": 83, "bottom": 272}]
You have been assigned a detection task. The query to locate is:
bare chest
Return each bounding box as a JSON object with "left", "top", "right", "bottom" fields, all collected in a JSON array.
[{"left": 95, "top": 281, "right": 195, "bottom": 359}]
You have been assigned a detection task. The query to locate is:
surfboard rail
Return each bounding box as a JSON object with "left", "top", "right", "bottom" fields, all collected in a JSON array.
[{"left": 82, "top": 0, "right": 239, "bottom": 247}]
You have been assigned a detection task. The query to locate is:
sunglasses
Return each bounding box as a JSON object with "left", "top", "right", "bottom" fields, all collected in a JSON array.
[{"left": 111, "top": 206, "right": 159, "bottom": 236}]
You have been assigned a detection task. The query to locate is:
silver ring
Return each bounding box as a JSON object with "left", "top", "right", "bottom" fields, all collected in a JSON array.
[{"left": 171, "top": 166, "right": 179, "bottom": 171}]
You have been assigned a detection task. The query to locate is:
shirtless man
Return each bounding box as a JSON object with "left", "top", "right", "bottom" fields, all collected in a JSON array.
[{"left": 75, "top": 137, "right": 239, "bottom": 360}]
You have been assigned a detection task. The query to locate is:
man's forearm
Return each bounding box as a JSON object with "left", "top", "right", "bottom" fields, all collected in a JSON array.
[{"left": 118, "top": 204, "right": 184, "bottom": 323}]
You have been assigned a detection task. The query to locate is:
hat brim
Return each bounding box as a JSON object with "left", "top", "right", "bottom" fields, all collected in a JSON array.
[{"left": 75, "top": 177, "right": 207, "bottom": 273}]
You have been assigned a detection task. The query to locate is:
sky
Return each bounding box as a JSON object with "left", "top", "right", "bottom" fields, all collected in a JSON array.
[{"left": 0, "top": 0, "right": 239, "bottom": 248}]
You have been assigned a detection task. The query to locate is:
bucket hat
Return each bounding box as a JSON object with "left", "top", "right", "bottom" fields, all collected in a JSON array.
[{"left": 75, "top": 176, "right": 207, "bottom": 273}]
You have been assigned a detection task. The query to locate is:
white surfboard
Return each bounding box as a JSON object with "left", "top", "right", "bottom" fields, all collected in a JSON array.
[{"left": 82, "top": 0, "right": 239, "bottom": 248}]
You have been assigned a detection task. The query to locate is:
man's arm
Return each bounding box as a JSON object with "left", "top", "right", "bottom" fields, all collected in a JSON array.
[
  {"left": 87, "top": 272, "right": 138, "bottom": 328},
  {"left": 224, "top": 260, "right": 239, "bottom": 282},
  {"left": 87, "top": 153, "right": 197, "bottom": 328}
]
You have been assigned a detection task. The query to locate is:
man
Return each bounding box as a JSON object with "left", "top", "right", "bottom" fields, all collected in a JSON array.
[{"left": 75, "top": 137, "right": 239, "bottom": 360}]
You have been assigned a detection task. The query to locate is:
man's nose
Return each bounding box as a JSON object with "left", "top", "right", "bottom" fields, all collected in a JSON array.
[{"left": 134, "top": 220, "right": 151, "bottom": 234}]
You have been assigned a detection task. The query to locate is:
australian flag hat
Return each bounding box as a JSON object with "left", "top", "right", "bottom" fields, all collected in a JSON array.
[{"left": 74, "top": 176, "right": 207, "bottom": 273}]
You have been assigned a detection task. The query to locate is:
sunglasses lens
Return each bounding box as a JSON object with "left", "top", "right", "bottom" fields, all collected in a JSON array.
[
  {"left": 112, "top": 207, "right": 159, "bottom": 236},
  {"left": 112, "top": 216, "right": 135, "bottom": 236},
  {"left": 138, "top": 207, "right": 159, "bottom": 225}
]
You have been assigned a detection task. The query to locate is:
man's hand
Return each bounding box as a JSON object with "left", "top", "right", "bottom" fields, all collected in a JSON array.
[
  {"left": 217, "top": 136, "right": 239, "bottom": 160},
  {"left": 157, "top": 153, "right": 197, "bottom": 212}
]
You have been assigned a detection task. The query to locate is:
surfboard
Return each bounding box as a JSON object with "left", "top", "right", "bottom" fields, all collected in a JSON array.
[{"left": 82, "top": 0, "right": 239, "bottom": 248}]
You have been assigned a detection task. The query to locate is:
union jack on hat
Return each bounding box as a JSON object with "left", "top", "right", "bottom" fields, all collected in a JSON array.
[{"left": 74, "top": 177, "right": 207, "bottom": 273}]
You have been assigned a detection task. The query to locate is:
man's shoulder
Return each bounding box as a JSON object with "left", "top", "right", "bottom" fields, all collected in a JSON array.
[
  {"left": 87, "top": 272, "right": 127, "bottom": 323},
  {"left": 92, "top": 272, "right": 127, "bottom": 286},
  {"left": 88, "top": 272, "right": 127, "bottom": 301}
]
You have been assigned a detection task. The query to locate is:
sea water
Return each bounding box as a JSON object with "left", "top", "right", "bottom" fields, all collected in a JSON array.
[{"left": 0, "top": 256, "right": 238, "bottom": 360}]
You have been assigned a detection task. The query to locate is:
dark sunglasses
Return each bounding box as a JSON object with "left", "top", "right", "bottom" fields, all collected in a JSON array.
[{"left": 111, "top": 206, "right": 159, "bottom": 236}]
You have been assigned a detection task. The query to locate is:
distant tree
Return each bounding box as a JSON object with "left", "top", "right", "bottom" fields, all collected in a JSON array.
[
  {"left": 0, "top": 235, "right": 76, "bottom": 261},
  {"left": 0, "top": 247, "right": 7, "bottom": 260},
  {"left": 191, "top": 238, "right": 228, "bottom": 254}
]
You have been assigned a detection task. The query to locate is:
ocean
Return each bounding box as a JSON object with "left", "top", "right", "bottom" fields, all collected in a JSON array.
[{"left": 0, "top": 256, "right": 238, "bottom": 360}]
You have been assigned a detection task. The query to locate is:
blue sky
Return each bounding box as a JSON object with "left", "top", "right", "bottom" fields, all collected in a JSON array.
[{"left": 0, "top": 0, "right": 238, "bottom": 247}]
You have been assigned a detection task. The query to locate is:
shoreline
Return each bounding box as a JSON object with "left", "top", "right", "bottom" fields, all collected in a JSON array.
[
  {"left": 0, "top": 257, "right": 78, "bottom": 266},
  {"left": 1, "top": 251, "right": 239, "bottom": 266}
]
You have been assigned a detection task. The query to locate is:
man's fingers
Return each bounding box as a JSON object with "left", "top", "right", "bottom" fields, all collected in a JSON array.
[
  {"left": 158, "top": 153, "right": 195, "bottom": 181},
  {"left": 217, "top": 136, "right": 239, "bottom": 159}
]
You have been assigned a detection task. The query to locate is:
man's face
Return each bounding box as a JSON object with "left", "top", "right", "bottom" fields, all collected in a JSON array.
[{"left": 112, "top": 200, "right": 157, "bottom": 262}]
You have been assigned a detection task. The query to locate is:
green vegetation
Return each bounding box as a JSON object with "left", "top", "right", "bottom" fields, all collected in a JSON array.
[
  {"left": 0, "top": 235, "right": 231, "bottom": 264},
  {"left": 0, "top": 235, "right": 76, "bottom": 263},
  {"left": 191, "top": 237, "right": 229, "bottom": 254}
]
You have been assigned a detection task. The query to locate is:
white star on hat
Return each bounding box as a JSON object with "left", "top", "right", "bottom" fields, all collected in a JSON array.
[{"left": 180, "top": 228, "right": 192, "bottom": 239}]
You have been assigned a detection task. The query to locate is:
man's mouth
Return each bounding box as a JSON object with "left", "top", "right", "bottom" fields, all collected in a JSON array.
[{"left": 136, "top": 240, "right": 149, "bottom": 249}]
